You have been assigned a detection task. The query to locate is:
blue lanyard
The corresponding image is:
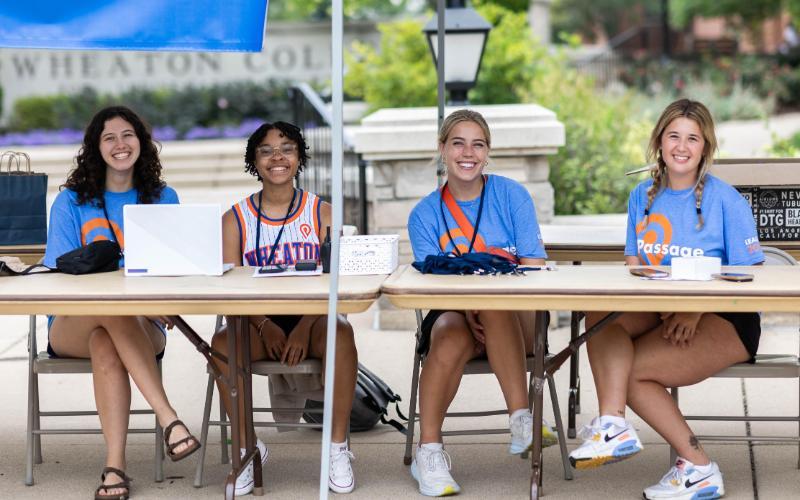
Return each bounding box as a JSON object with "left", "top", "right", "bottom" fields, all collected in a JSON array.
[{"left": 254, "top": 188, "right": 297, "bottom": 267}]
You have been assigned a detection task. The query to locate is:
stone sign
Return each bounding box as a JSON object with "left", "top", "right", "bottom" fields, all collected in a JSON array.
[{"left": 0, "top": 21, "right": 379, "bottom": 121}]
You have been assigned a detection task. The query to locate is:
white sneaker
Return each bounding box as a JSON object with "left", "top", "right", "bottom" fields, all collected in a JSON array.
[
  {"left": 410, "top": 445, "right": 461, "bottom": 497},
  {"left": 235, "top": 439, "right": 269, "bottom": 497},
  {"left": 568, "top": 417, "right": 642, "bottom": 470},
  {"left": 509, "top": 411, "right": 558, "bottom": 455},
  {"left": 643, "top": 459, "right": 724, "bottom": 500},
  {"left": 329, "top": 447, "right": 355, "bottom": 494}
]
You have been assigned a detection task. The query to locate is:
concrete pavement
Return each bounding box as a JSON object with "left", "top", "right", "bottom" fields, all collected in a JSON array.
[{"left": 0, "top": 309, "right": 797, "bottom": 498}]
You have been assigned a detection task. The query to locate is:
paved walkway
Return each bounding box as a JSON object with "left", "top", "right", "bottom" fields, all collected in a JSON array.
[
  {"left": 717, "top": 112, "right": 800, "bottom": 157},
  {"left": 0, "top": 309, "right": 797, "bottom": 498}
]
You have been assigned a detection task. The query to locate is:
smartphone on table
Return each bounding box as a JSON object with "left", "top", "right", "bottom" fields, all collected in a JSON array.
[
  {"left": 712, "top": 273, "right": 754, "bottom": 282},
  {"left": 629, "top": 267, "right": 670, "bottom": 279}
]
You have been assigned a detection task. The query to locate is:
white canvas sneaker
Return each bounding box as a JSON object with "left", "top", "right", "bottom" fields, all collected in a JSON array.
[
  {"left": 328, "top": 447, "right": 355, "bottom": 494},
  {"left": 410, "top": 445, "right": 461, "bottom": 497},
  {"left": 235, "top": 439, "right": 269, "bottom": 497}
]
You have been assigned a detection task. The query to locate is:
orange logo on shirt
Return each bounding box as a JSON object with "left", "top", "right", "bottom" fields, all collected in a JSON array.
[
  {"left": 81, "top": 218, "right": 124, "bottom": 248},
  {"left": 635, "top": 213, "right": 672, "bottom": 265},
  {"left": 300, "top": 223, "right": 312, "bottom": 239}
]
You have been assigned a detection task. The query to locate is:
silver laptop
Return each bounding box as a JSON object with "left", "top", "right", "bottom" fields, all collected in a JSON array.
[{"left": 123, "top": 204, "right": 229, "bottom": 276}]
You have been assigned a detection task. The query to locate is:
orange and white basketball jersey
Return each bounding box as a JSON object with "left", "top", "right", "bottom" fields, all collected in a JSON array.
[{"left": 231, "top": 190, "right": 322, "bottom": 266}]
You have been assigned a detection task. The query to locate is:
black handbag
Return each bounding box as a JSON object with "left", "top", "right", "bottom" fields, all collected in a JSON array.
[
  {"left": 0, "top": 151, "right": 47, "bottom": 245},
  {"left": 55, "top": 240, "right": 121, "bottom": 274},
  {"left": 55, "top": 203, "right": 122, "bottom": 275}
]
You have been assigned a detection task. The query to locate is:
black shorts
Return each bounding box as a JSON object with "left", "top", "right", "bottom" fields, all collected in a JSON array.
[
  {"left": 418, "top": 310, "right": 550, "bottom": 356},
  {"left": 266, "top": 315, "right": 304, "bottom": 336},
  {"left": 714, "top": 312, "right": 760, "bottom": 363}
]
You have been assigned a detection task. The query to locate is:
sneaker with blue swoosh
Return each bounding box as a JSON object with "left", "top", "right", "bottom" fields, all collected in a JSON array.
[
  {"left": 643, "top": 458, "right": 724, "bottom": 500},
  {"left": 568, "top": 417, "right": 642, "bottom": 470}
]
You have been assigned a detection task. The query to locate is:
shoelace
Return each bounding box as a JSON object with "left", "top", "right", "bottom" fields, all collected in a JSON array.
[
  {"left": 659, "top": 465, "right": 683, "bottom": 486},
  {"left": 425, "top": 448, "right": 453, "bottom": 474},
  {"left": 577, "top": 423, "right": 603, "bottom": 441},
  {"left": 330, "top": 449, "right": 355, "bottom": 476},
  {"left": 514, "top": 414, "right": 533, "bottom": 436}
]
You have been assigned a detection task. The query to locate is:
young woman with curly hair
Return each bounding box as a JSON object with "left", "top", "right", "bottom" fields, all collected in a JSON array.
[
  {"left": 43, "top": 106, "right": 200, "bottom": 500},
  {"left": 210, "top": 121, "right": 359, "bottom": 495}
]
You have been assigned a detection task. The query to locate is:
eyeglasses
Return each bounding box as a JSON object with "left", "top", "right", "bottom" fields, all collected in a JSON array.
[{"left": 256, "top": 144, "right": 297, "bottom": 158}]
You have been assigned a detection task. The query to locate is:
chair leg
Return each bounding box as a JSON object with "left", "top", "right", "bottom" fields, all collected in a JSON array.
[
  {"left": 219, "top": 383, "right": 229, "bottom": 465},
  {"left": 155, "top": 417, "right": 164, "bottom": 483},
  {"left": 25, "top": 317, "right": 37, "bottom": 486},
  {"left": 404, "top": 349, "right": 422, "bottom": 466},
  {"left": 547, "top": 373, "right": 573, "bottom": 481},
  {"left": 155, "top": 361, "right": 164, "bottom": 483},
  {"left": 670, "top": 387, "right": 678, "bottom": 465},
  {"left": 522, "top": 371, "right": 534, "bottom": 460},
  {"left": 194, "top": 372, "right": 216, "bottom": 487}
]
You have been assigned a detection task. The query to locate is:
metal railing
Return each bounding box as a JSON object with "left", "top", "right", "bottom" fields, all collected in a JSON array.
[{"left": 289, "top": 83, "right": 367, "bottom": 234}]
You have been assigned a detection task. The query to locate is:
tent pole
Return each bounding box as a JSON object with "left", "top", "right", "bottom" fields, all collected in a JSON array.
[{"left": 319, "top": 0, "right": 344, "bottom": 497}]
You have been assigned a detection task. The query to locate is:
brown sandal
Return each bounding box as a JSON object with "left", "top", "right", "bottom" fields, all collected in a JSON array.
[
  {"left": 164, "top": 419, "right": 201, "bottom": 462},
  {"left": 95, "top": 466, "right": 131, "bottom": 500}
]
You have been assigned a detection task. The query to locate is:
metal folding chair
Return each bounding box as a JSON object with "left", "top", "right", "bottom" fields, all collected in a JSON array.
[
  {"left": 670, "top": 247, "right": 800, "bottom": 467},
  {"left": 193, "top": 316, "right": 330, "bottom": 487},
  {"left": 25, "top": 315, "right": 164, "bottom": 486},
  {"left": 402, "top": 309, "right": 573, "bottom": 481}
]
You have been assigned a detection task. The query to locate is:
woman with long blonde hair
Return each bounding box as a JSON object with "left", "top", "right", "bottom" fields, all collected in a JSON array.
[{"left": 569, "top": 99, "right": 764, "bottom": 500}]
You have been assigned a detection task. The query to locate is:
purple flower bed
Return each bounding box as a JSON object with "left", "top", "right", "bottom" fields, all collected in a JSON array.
[{"left": 0, "top": 120, "right": 262, "bottom": 147}]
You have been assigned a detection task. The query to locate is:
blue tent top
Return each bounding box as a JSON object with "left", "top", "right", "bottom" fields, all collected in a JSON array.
[{"left": 0, "top": 0, "right": 268, "bottom": 52}]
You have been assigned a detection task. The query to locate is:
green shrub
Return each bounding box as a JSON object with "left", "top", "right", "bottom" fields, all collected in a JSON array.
[
  {"left": 769, "top": 132, "right": 800, "bottom": 157},
  {"left": 6, "top": 80, "right": 294, "bottom": 134},
  {"left": 524, "top": 47, "right": 649, "bottom": 214}
]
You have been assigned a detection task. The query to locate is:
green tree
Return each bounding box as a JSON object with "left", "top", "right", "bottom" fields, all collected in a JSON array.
[
  {"left": 551, "top": 0, "right": 660, "bottom": 43},
  {"left": 669, "top": 0, "right": 784, "bottom": 31},
  {"left": 268, "top": 0, "right": 413, "bottom": 20},
  {"left": 345, "top": 4, "right": 535, "bottom": 109}
]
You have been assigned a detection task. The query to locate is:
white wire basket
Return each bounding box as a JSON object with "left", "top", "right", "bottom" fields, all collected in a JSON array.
[{"left": 339, "top": 234, "right": 399, "bottom": 275}]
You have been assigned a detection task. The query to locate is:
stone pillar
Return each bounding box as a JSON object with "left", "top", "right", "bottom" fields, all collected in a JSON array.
[
  {"left": 529, "top": 0, "right": 553, "bottom": 45},
  {"left": 354, "top": 104, "right": 565, "bottom": 329}
]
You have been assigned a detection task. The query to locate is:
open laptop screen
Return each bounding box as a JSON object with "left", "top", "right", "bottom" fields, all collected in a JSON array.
[{"left": 123, "top": 204, "right": 225, "bottom": 276}]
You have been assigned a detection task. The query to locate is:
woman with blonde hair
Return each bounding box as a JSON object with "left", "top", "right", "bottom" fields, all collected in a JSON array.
[
  {"left": 569, "top": 99, "right": 764, "bottom": 500},
  {"left": 407, "top": 109, "right": 555, "bottom": 497}
]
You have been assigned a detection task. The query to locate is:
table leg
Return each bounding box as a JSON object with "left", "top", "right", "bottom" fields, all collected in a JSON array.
[
  {"left": 568, "top": 310, "right": 580, "bottom": 439},
  {"left": 168, "top": 315, "right": 260, "bottom": 500},
  {"left": 530, "top": 310, "right": 548, "bottom": 500},
  {"left": 225, "top": 315, "right": 241, "bottom": 499},
  {"left": 239, "top": 315, "right": 262, "bottom": 496},
  {"left": 568, "top": 261, "right": 582, "bottom": 439}
]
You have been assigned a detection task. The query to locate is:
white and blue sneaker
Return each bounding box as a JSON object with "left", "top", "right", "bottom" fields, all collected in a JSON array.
[
  {"left": 643, "top": 458, "right": 724, "bottom": 500},
  {"left": 568, "top": 417, "right": 642, "bottom": 470},
  {"left": 235, "top": 438, "right": 269, "bottom": 497},
  {"left": 410, "top": 444, "right": 461, "bottom": 497},
  {"left": 508, "top": 410, "right": 558, "bottom": 455}
]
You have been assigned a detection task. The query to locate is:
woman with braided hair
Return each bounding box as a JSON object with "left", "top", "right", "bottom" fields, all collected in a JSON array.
[{"left": 568, "top": 99, "right": 764, "bottom": 500}]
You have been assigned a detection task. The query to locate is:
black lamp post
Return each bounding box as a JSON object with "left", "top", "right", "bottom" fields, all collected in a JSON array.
[{"left": 422, "top": 0, "right": 492, "bottom": 105}]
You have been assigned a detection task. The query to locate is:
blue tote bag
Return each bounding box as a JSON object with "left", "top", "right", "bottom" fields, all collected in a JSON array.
[{"left": 0, "top": 152, "right": 47, "bottom": 245}]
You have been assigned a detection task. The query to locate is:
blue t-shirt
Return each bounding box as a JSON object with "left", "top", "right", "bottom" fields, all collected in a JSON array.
[
  {"left": 43, "top": 186, "right": 179, "bottom": 268},
  {"left": 408, "top": 174, "right": 547, "bottom": 262},
  {"left": 624, "top": 174, "right": 763, "bottom": 266}
]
